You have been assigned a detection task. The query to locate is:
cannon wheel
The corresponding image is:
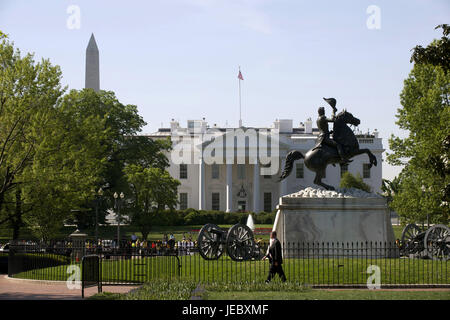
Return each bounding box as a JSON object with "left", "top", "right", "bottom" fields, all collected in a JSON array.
[
  {"left": 401, "top": 223, "right": 423, "bottom": 255},
  {"left": 226, "top": 224, "right": 255, "bottom": 261},
  {"left": 424, "top": 224, "right": 450, "bottom": 261},
  {"left": 197, "top": 223, "right": 225, "bottom": 260},
  {"left": 252, "top": 241, "right": 266, "bottom": 260}
]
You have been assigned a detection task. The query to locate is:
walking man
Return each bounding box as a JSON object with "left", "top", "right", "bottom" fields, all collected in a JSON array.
[{"left": 263, "top": 231, "right": 286, "bottom": 283}]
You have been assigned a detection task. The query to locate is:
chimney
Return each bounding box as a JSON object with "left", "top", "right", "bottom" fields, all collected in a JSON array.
[
  {"left": 170, "top": 119, "right": 179, "bottom": 132},
  {"left": 305, "top": 118, "right": 312, "bottom": 134},
  {"left": 373, "top": 129, "right": 379, "bottom": 138}
]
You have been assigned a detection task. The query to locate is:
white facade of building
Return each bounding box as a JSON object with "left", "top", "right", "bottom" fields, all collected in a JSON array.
[{"left": 145, "top": 119, "right": 384, "bottom": 213}]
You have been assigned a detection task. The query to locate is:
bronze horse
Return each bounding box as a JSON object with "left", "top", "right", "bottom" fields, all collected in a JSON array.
[{"left": 279, "top": 109, "right": 377, "bottom": 190}]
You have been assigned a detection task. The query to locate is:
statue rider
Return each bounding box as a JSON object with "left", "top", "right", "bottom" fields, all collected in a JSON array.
[{"left": 313, "top": 98, "right": 349, "bottom": 163}]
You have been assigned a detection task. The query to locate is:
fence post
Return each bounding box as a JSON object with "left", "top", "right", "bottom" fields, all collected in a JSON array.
[{"left": 81, "top": 255, "right": 101, "bottom": 299}]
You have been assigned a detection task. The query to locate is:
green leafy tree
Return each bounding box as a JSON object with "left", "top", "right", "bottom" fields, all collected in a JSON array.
[
  {"left": 125, "top": 164, "right": 180, "bottom": 240},
  {"left": 59, "top": 89, "right": 171, "bottom": 230},
  {"left": 410, "top": 24, "right": 450, "bottom": 72},
  {"left": 20, "top": 91, "right": 109, "bottom": 240},
  {"left": 0, "top": 32, "right": 66, "bottom": 238},
  {"left": 381, "top": 177, "right": 401, "bottom": 208},
  {"left": 339, "top": 172, "right": 372, "bottom": 193},
  {"left": 0, "top": 31, "right": 172, "bottom": 239},
  {"left": 387, "top": 26, "right": 450, "bottom": 224}
]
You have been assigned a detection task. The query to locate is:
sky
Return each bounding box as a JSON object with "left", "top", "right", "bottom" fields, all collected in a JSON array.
[{"left": 1, "top": 0, "right": 449, "bottom": 180}]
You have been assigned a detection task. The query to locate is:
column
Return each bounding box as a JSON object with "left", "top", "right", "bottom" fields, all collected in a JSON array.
[
  {"left": 279, "top": 157, "right": 287, "bottom": 197},
  {"left": 253, "top": 162, "right": 260, "bottom": 213},
  {"left": 226, "top": 164, "right": 233, "bottom": 212},
  {"left": 199, "top": 158, "right": 205, "bottom": 210}
]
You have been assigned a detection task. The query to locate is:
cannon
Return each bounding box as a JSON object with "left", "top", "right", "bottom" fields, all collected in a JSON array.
[
  {"left": 197, "top": 223, "right": 264, "bottom": 261},
  {"left": 400, "top": 224, "right": 450, "bottom": 260}
]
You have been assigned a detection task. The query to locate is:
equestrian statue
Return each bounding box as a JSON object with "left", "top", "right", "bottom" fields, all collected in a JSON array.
[{"left": 279, "top": 98, "right": 378, "bottom": 190}]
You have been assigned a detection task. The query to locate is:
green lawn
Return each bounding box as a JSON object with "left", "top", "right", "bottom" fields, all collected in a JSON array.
[
  {"left": 88, "top": 279, "right": 450, "bottom": 300},
  {"left": 90, "top": 279, "right": 198, "bottom": 300},
  {"left": 12, "top": 251, "right": 450, "bottom": 286},
  {"left": 9, "top": 223, "right": 439, "bottom": 286},
  {"left": 204, "top": 289, "right": 450, "bottom": 300}
]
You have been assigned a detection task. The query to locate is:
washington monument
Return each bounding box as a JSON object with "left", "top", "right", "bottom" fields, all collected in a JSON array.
[{"left": 85, "top": 33, "right": 99, "bottom": 91}]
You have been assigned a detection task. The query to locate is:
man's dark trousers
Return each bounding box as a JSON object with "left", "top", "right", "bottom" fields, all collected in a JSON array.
[
  {"left": 267, "top": 263, "right": 287, "bottom": 282},
  {"left": 266, "top": 238, "right": 287, "bottom": 282}
]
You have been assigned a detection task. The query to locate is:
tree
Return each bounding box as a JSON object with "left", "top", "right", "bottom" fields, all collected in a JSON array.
[
  {"left": 125, "top": 164, "right": 180, "bottom": 240},
  {"left": 410, "top": 24, "right": 450, "bottom": 72},
  {"left": 387, "top": 26, "right": 450, "bottom": 224},
  {"left": 57, "top": 89, "right": 172, "bottom": 230},
  {"left": 339, "top": 172, "right": 372, "bottom": 193},
  {"left": 381, "top": 177, "right": 401, "bottom": 208},
  {"left": 0, "top": 32, "right": 172, "bottom": 239},
  {"left": 0, "top": 31, "right": 66, "bottom": 238},
  {"left": 19, "top": 90, "right": 109, "bottom": 239}
]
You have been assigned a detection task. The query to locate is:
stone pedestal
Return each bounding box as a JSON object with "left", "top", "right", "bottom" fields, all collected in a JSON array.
[
  {"left": 273, "top": 188, "right": 397, "bottom": 258},
  {"left": 69, "top": 229, "right": 88, "bottom": 262}
]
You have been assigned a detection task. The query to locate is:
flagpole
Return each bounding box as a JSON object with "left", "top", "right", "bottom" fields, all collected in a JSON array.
[{"left": 238, "top": 66, "right": 242, "bottom": 127}]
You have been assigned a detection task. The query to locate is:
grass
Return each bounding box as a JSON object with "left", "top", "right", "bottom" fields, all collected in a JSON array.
[
  {"left": 204, "top": 290, "right": 450, "bottom": 300},
  {"left": 89, "top": 278, "right": 198, "bottom": 300},
  {"left": 13, "top": 255, "right": 180, "bottom": 282},
  {"left": 12, "top": 251, "right": 450, "bottom": 286},
  {"left": 88, "top": 279, "right": 450, "bottom": 300}
]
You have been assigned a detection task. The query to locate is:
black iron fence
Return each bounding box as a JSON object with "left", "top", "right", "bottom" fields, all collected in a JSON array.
[
  {"left": 7, "top": 240, "right": 450, "bottom": 288},
  {"left": 81, "top": 255, "right": 102, "bottom": 298}
]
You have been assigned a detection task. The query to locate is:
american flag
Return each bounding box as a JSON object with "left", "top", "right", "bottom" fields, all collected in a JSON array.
[{"left": 238, "top": 70, "right": 244, "bottom": 80}]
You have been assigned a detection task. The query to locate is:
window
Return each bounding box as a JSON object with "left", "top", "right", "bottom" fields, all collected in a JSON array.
[
  {"left": 211, "top": 164, "right": 219, "bottom": 179},
  {"left": 237, "top": 164, "right": 246, "bottom": 179},
  {"left": 179, "top": 164, "right": 187, "bottom": 179},
  {"left": 264, "top": 192, "right": 272, "bottom": 212},
  {"left": 237, "top": 200, "right": 246, "bottom": 212},
  {"left": 212, "top": 193, "right": 220, "bottom": 211},
  {"left": 179, "top": 193, "right": 188, "bottom": 210},
  {"left": 296, "top": 163, "right": 304, "bottom": 179},
  {"left": 363, "top": 163, "right": 371, "bottom": 179},
  {"left": 340, "top": 164, "right": 348, "bottom": 178}
]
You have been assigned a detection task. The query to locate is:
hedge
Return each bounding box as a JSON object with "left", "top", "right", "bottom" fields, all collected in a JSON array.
[{"left": 151, "top": 209, "right": 276, "bottom": 226}]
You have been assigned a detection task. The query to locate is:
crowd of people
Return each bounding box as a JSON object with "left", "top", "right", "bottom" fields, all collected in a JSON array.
[
  {"left": 119, "top": 233, "right": 197, "bottom": 256},
  {"left": 81, "top": 232, "right": 197, "bottom": 254}
]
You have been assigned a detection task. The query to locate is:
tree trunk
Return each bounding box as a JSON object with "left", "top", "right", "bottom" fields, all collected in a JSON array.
[
  {"left": 12, "top": 188, "right": 23, "bottom": 240},
  {"left": 141, "top": 225, "right": 151, "bottom": 241}
]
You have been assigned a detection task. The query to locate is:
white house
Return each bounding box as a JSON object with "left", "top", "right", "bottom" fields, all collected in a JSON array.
[
  {"left": 143, "top": 118, "right": 384, "bottom": 213},
  {"left": 82, "top": 35, "right": 384, "bottom": 213}
]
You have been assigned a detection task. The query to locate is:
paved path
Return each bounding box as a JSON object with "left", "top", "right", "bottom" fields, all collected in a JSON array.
[{"left": 0, "top": 275, "right": 139, "bottom": 300}]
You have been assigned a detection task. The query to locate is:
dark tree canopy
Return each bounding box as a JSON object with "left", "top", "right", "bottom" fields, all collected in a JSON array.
[{"left": 410, "top": 24, "right": 450, "bottom": 72}]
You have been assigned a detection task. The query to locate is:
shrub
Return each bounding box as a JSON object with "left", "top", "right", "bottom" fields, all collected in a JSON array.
[
  {"left": 184, "top": 211, "right": 200, "bottom": 225},
  {"left": 145, "top": 208, "right": 276, "bottom": 227},
  {"left": 340, "top": 172, "right": 372, "bottom": 193}
]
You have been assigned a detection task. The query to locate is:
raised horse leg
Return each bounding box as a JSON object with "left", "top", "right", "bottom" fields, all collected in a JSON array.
[
  {"left": 313, "top": 170, "right": 335, "bottom": 190},
  {"left": 352, "top": 148, "right": 377, "bottom": 168}
]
